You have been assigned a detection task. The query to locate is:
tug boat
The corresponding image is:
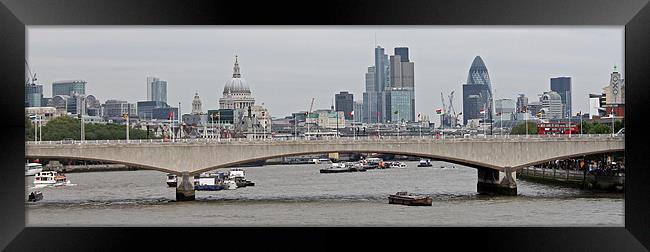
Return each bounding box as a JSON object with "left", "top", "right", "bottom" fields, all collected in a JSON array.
[{"left": 388, "top": 192, "right": 432, "bottom": 206}]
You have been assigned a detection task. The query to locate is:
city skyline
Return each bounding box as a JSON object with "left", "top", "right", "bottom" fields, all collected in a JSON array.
[{"left": 27, "top": 27, "right": 623, "bottom": 122}]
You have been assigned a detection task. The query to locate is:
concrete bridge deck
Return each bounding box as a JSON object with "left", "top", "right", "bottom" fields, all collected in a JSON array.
[{"left": 25, "top": 134, "right": 624, "bottom": 199}]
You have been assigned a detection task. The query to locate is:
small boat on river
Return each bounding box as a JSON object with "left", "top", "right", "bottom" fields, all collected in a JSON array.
[
  {"left": 25, "top": 162, "right": 43, "bottom": 176},
  {"left": 28, "top": 191, "right": 43, "bottom": 202},
  {"left": 194, "top": 176, "right": 225, "bottom": 191},
  {"left": 166, "top": 174, "right": 177, "bottom": 187},
  {"left": 34, "top": 171, "right": 71, "bottom": 187},
  {"left": 388, "top": 192, "right": 432, "bottom": 206},
  {"left": 418, "top": 159, "right": 433, "bottom": 167}
]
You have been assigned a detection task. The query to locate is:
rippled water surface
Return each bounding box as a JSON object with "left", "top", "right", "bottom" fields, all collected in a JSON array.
[{"left": 26, "top": 161, "right": 624, "bottom": 226}]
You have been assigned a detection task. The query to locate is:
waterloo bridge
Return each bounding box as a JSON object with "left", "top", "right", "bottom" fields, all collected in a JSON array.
[{"left": 25, "top": 135, "right": 624, "bottom": 201}]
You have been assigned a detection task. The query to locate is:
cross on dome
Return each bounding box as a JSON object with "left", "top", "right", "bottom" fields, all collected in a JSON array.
[{"left": 233, "top": 55, "right": 241, "bottom": 78}]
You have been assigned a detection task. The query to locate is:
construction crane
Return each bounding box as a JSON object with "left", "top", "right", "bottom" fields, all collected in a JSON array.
[
  {"left": 306, "top": 98, "right": 315, "bottom": 139},
  {"left": 25, "top": 59, "right": 37, "bottom": 85},
  {"left": 447, "top": 91, "right": 457, "bottom": 127},
  {"left": 440, "top": 92, "right": 448, "bottom": 128}
]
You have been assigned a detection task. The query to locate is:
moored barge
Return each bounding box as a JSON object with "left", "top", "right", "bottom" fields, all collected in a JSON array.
[{"left": 388, "top": 192, "right": 432, "bottom": 206}]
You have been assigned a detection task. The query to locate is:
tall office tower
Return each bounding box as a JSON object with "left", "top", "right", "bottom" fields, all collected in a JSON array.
[
  {"left": 550, "top": 77, "right": 571, "bottom": 118},
  {"left": 462, "top": 56, "right": 493, "bottom": 125},
  {"left": 394, "top": 47, "right": 409, "bottom": 62},
  {"left": 335, "top": 91, "right": 354, "bottom": 120},
  {"left": 52, "top": 80, "right": 86, "bottom": 96},
  {"left": 387, "top": 47, "right": 415, "bottom": 122},
  {"left": 374, "top": 46, "right": 388, "bottom": 92},
  {"left": 516, "top": 94, "right": 528, "bottom": 113},
  {"left": 363, "top": 66, "right": 380, "bottom": 123},
  {"left": 353, "top": 100, "right": 364, "bottom": 123},
  {"left": 374, "top": 46, "right": 391, "bottom": 123},
  {"left": 147, "top": 76, "right": 168, "bottom": 103},
  {"left": 25, "top": 83, "right": 43, "bottom": 107}
]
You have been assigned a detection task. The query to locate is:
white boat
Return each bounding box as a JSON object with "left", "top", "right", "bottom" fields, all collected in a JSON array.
[
  {"left": 223, "top": 179, "right": 238, "bottom": 190},
  {"left": 166, "top": 174, "right": 177, "bottom": 187},
  {"left": 228, "top": 168, "right": 245, "bottom": 179},
  {"left": 34, "top": 171, "right": 70, "bottom": 187},
  {"left": 330, "top": 163, "right": 346, "bottom": 169},
  {"left": 25, "top": 163, "right": 43, "bottom": 176}
]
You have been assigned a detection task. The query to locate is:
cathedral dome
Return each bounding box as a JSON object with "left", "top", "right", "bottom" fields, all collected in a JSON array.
[{"left": 223, "top": 56, "right": 251, "bottom": 95}]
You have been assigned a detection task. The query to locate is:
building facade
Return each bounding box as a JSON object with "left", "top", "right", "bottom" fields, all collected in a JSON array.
[
  {"left": 495, "top": 98, "right": 516, "bottom": 121},
  {"left": 335, "top": 91, "right": 354, "bottom": 120},
  {"left": 516, "top": 94, "right": 528, "bottom": 114},
  {"left": 589, "top": 93, "right": 605, "bottom": 119},
  {"left": 52, "top": 80, "right": 86, "bottom": 96},
  {"left": 219, "top": 56, "right": 256, "bottom": 110},
  {"left": 353, "top": 101, "right": 364, "bottom": 123},
  {"left": 462, "top": 56, "right": 493, "bottom": 125},
  {"left": 538, "top": 91, "right": 563, "bottom": 120},
  {"left": 191, "top": 92, "right": 203, "bottom": 114},
  {"left": 550, "top": 77, "right": 571, "bottom": 118},
  {"left": 25, "top": 84, "right": 43, "bottom": 107},
  {"left": 362, "top": 66, "right": 379, "bottom": 123},
  {"left": 310, "top": 109, "right": 346, "bottom": 129},
  {"left": 387, "top": 48, "right": 415, "bottom": 122},
  {"left": 386, "top": 88, "right": 415, "bottom": 123},
  {"left": 103, "top": 100, "right": 137, "bottom": 121},
  {"left": 137, "top": 101, "right": 169, "bottom": 120},
  {"left": 147, "top": 77, "right": 168, "bottom": 103}
]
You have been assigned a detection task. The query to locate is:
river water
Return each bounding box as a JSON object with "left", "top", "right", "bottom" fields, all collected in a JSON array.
[{"left": 26, "top": 161, "right": 624, "bottom": 226}]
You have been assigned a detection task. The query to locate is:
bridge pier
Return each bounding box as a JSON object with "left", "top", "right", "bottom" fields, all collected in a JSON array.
[
  {"left": 176, "top": 172, "right": 195, "bottom": 201},
  {"left": 477, "top": 167, "right": 517, "bottom": 196}
]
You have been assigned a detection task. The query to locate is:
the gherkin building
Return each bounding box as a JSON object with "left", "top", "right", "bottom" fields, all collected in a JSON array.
[{"left": 462, "top": 56, "right": 494, "bottom": 126}]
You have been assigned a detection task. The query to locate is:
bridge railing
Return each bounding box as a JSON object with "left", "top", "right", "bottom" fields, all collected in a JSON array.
[{"left": 25, "top": 133, "right": 624, "bottom": 146}]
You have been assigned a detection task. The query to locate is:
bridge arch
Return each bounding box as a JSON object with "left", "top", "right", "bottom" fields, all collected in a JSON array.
[
  {"left": 25, "top": 155, "right": 180, "bottom": 175},
  {"left": 514, "top": 148, "right": 625, "bottom": 170},
  {"left": 190, "top": 149, "right": 504, "bottom": 176}
]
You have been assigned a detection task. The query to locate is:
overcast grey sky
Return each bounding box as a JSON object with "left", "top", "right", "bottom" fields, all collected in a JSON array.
[{"left": 27, "top": 26, "right": 623, "bottom": 122}]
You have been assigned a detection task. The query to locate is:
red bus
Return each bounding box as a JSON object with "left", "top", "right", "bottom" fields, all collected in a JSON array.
[{"left": 537, "top": 122, "right": 578, "bottom": 135}]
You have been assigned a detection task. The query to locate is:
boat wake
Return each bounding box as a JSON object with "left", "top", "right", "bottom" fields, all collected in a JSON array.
[{"left": 28, "top": 183, "right": 77, "bottom": 190}]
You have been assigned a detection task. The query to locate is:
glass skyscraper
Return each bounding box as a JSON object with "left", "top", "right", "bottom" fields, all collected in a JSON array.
[
  {"left": 25, "top": 84, "right": 43, "bottom": 107},
  {"left": 462, "top": 56, "right": 493, "bottom": 125},
  {"left": 147, "top": 76, "right": 168, "bottom": 103},
  {"left": 362, "top": 66, "right": 379, "bottom": 123},
  {"left": 335, "top": 91, "right": 354, "bottom": 120},
  {"left": 386, "top": 88, "right": 414, "bottom": 123},
  {"left": 394, "top": 47, "right": 409, "bottom": 62},
  {"left": 364, "top": 46, "right": 415, "bottom": 123},
  {"left": 550, "top": 77, "right": 571, "bottom": 118},
  {"left": 387, "top": 47, "right": 415, "bottom": 122},
  {"left": 52, "top": 80, "right": 86, "bottom": 96}
]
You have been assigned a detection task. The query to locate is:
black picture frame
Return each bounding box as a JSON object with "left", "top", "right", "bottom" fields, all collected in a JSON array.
[{"left": 1, "top": 0, "right": 649, "bottom": 250}]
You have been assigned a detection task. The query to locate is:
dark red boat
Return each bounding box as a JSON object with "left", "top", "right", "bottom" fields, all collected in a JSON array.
[{"left": 388, "top": 192, "right": 432, "bottom": 206}]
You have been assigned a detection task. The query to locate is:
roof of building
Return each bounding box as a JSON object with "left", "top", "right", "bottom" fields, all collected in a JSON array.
[{"left": 223, "top": 56, "right": 251, "bottom": 95}]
